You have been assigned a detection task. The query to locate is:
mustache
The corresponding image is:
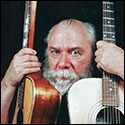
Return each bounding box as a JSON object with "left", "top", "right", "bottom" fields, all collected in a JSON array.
[
  {"left": 47, "top": 70, "right": 79, "bottom": 80},
  {"left": 43, "top": 68, "right": 79, "bottom": 95}
]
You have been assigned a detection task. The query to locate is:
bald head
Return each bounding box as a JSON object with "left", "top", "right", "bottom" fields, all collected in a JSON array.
[
  {"left": 45, "top": 19, "right": 96, "bottom": 45},
  {"left": 54, "top": 19, "right": 88, "bottom": 31}
]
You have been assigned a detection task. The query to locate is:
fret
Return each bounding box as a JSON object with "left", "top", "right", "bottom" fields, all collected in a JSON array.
[
  {"left": 103, "top": 19, "right": 115, "bottom": 25},
  {"left": 103, "top": 1, "right": 114, "bottom": 5},
  {"left": 103, "top": 2, "right": 114, "bottom": 14},
  {"left": 103, "top": 10, "right": 114, "bottom": 13},
  {"left": 103, "top": 97, "right": 119, "bottom": 101},
  {"left": 103, "top": 35, "right": 115, "bottom": 39},
  {"left": 103, "top": 17, "right": 114, "bottom": 20},
  {"left": 103, "top": 33, "right": 116, "bottom": 40},
  {"left": 103, "top": 101, "right": 119, "bottom": 107},
  {"left": 103, "top": 27, "right": 115, "bottom": 33},
  {"left": 103, "top": 4, "right": 114, "bottom": 11},
  {"left": 103, "top": 39, "right": 116, "bottom": 44},
  {"left": 102, "top": 71, "right": 119, "bottom": 106},
  {"left": 103, "top": 24, "right": 115, "bottom": 27},
  {"left": 103, "top": 13, "right": 115, "bottom": 19},
  {"left": 103, "top": 85, "right": 118, "bottom": 91},
  {"left": 103, "top": 31, "right": 115, "bottom": 34}
]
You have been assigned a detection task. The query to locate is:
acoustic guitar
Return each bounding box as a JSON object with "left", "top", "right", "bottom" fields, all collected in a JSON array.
[
  {"left": 12, "top": 1, "right": 61, "bottom": 124},
  {"left": 67, "top": 1, "right": 124, "bottom": 124}
]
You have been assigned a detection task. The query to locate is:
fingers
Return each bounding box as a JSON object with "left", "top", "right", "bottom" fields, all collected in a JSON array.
[
  {"left": 96, "top": 63, "right": 103, "bottom": 71},
  {"left": 95, "top": 49, "right": 102, "bottom": 57},
  {"left": 5, "top": 48, "right": 41, "bottom": 85},
  {"left": 14, "top": 48, "right": 40, "bottom": 63},
  {"left": 95, "top": 41, "right": 105, "bottom": 71},
  {"left": 20, "top": 62, "right": 42, "bottom": 68},
  {"left": 95, "top": 53, "right": 103, "bottom": 71},
  {"left": 95, "top": 54, "right": 102, "bottom": 63},
  {"left": 20, "top": 67, "right": 41, "bottom": 76},
  {"left": 20, "top": 55, "right": 39, "bottom": 62},
  {"left": 96, "top": 63, "right": 101, "bottom": 70},
  {"left": 17, "top": 48, "right": 37, "bottom": 56},
  {"left": 13, "top": 48, "right": 42, "bottom": 76}
]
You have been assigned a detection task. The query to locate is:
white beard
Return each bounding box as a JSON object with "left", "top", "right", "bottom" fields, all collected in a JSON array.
[
  {"left": 42, "top": 52, "right": 92, "bottom": 95},
  {"left": 43, "top": 70, "right": 79, "bottom": 95}
]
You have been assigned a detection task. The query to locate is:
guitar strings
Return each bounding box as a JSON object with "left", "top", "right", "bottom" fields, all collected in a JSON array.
[
  {"left": 103, "top": 2, "right": 106, "bottom": 124},
  {"left": 103, "top": 2, "right": 121, "bottom": 124},
  {"left": 109, "top": 2, "right": 121, "bottom": 124},
  {"left": 107, "top": 3, "right": 112, "bottom": 124},
  {"left": 105, "top": 2, "right": 121, "bottom": 124},
  {"left": 103, "top": 2, "right": 109, "bottom": 124},
  {"left": 107, "top": 2, "right": 114, "bottom": 124}
]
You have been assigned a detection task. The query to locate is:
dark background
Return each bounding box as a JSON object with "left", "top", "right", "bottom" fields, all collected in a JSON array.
[{"left": 1, "top": 1, "right": 124, "bottom": 80}]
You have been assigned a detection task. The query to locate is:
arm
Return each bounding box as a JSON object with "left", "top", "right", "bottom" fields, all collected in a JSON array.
[
  {"left": 95, "top": 41, "right": 124, "bottom": 80},
  {"left": 1, "top": 48, "right": 41, "bottom": 124},
  {"left": 1, "top": 78, "right": 16, "bottom": 124}
]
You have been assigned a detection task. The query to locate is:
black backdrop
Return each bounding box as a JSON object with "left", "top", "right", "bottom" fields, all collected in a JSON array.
[{"left": 1, "top": 1, "right": 124, "bottom": 80}]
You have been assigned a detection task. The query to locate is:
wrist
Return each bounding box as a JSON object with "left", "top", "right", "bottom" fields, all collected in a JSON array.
[{"left": 1, "top": 75, "right": 16, "bottom": 91}]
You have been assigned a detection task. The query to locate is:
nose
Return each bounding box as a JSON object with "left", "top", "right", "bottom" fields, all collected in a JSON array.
[{"left": 58, "top": 52, "right": 71, "bottom": 70}]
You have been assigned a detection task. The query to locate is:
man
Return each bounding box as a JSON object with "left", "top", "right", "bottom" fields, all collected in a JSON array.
[
  {"left": 1, "top": 19, "right": 96, "bottom": 124},
  {"left": 1, "top": 19, "right": 124, "bottom": 124}
]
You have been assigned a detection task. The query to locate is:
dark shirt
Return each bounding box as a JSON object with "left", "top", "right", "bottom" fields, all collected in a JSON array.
[{"left": 56, "top": 93, "right": 70, "bottom": 124}]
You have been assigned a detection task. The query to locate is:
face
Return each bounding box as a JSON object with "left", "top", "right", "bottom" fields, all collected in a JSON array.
[
  {"left": 43, "top": 22, "right": 93, "bottom": 95},
  {"left": 48, "top": 23, "right": 92, "bottom": 79}
]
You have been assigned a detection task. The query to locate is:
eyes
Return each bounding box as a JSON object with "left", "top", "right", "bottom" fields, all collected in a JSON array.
[
  {"left": 51, "top": 49, "right": 82, "bottom": 57},
  {"left": 52, "top": 50, "right": 60, "bottom": 55},
  {"left": 70, "top": 51, "right": 80, "bottom": 56}
]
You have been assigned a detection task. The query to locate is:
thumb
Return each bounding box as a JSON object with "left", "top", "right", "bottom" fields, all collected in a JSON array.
[{"left": 96, "top": 40, "right": 107, "bottom": 48}]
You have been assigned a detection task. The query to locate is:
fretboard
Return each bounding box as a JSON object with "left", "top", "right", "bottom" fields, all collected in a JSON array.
[
  {"left": 102, "top": 1, "right": 119, "bottom": 107},
  {"left": 103, "top": 1, "right": 116, "bottom": 44},
  {"left": 22, "top": 1, "right": 37, "bottom": 48},
  {"left": 17, "top": 1, "right": 37, "bottom": 109}
]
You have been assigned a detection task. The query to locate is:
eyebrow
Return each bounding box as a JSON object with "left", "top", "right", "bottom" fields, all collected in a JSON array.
[
  {"left": 68, "top": 47, "right": 82, "bottom": 51},
  {"left": 49, "top": 47, "right": 83, "bottom": 52},
  {"left": 49, "top": 47, "right": 60, "bottom": 51}
]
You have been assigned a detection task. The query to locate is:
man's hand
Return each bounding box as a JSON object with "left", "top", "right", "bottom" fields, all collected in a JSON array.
[
  {"left": 4, "top": 48, "right": 41, "bottom": 87},
  {"left": 95, "top": 41, "right": 124, "bottom": 80}
]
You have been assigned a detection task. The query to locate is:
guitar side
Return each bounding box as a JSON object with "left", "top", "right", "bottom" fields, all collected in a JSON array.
[
  {"left": 12, "top": 71, "right": 61, "bottom": 124},
  {"left": 67, "top": 78, "right": 124, "bottom": 124}
]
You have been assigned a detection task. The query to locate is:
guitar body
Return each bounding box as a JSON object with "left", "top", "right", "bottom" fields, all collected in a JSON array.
[
  {"left": 68, "top": 78, "right": 124, "bottom": 124},
  {"left": 12, "top": 71, "right": 61, "bottom": 124},
  {"left": 67, "top": 1, "right": 124, "bottom": 124}
]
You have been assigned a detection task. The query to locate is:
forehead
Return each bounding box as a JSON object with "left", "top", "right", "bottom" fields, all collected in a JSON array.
[{"left": 48, "top": 23, "right": 90, "bottom": 48}]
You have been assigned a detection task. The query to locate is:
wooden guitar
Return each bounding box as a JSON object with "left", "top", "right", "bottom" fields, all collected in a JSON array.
[
  {"left": 67, "top": 1, "right": 124, "bottom": 124},
  {"left": 12, "top": 1, "right": 61, "bottom": 124}
]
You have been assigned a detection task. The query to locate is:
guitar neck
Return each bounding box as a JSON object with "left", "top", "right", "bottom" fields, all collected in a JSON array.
[
  {"left": 18, "top": 1, "right": 37, "bottom": 109},
  {"left": 102, "top": 1, "right": 119, "bottom": 107},
  {"left": 103, "top": 1, "right": 116, "bottom": 44},
  {"left": 23, "top": 1, "right": 37, "bottom": 48}
]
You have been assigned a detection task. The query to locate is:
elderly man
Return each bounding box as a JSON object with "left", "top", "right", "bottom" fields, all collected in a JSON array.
[
  {"left": 1, "top": 19, "right": 95, "bottom": 124},
  {"left": 1, "top": 19, "right": 124, "bottom": 124}
]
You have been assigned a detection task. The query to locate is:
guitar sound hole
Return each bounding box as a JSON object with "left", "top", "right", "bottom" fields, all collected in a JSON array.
[
  {"left": 96, "top": 106, "right": 124, "bottom": 124},
  {"left": 17, "top": 108, "right": 23, "bottom": 124}
]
